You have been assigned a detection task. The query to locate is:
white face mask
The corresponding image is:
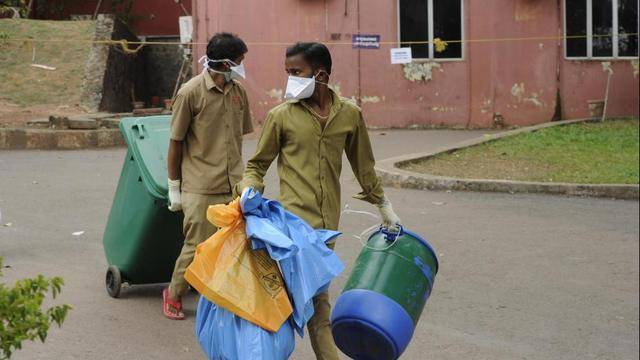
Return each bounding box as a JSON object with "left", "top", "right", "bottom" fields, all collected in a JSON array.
[
  {"left": 230, "top": 63, "right": 245, "bottom": 79},
  {"left": 284, "top": 75, "right": 316, "bottom": 100},
  {"left": 198, "top": 56, "right": 246, "bottom": 81},
  {"left": 283, "top": 71, "right": 329, "bottom": 100}
]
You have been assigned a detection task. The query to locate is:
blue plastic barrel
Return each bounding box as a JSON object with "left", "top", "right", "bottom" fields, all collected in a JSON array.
[{"left": 331, "top": 227, "right": 438, "bottom": 359}]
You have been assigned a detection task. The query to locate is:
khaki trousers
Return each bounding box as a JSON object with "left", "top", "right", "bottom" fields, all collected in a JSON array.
[
  {"left": 168, "top": 191, "right": 233, "bottom": 299},
  {"left": 307, "top": 241, "right": 340, "bottom": 360}
]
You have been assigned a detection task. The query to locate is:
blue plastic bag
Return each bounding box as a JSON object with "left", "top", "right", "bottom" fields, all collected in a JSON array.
[
  {"left": 195, "top": 296, "right": 295, "bottom": 360},
  {"left": 240, "top": 188, "right": 345, "bottom": 336}
]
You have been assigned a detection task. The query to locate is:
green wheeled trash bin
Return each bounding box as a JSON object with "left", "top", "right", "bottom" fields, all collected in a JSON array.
[
  {"left": 331, "top": 227, "right": 438, "bottom": 359},
  {"left": 102, "top": 116, "right": 184, "bottom": 298}
]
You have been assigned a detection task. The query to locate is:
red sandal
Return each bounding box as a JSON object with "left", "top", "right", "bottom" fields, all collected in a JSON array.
[{"left": 162, "top": 288, "right": 184, "bottom": 320}]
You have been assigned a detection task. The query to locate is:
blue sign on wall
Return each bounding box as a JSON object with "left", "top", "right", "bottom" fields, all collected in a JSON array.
[{"left": 352, "top": 34, "right": 381, "bottom": 49}]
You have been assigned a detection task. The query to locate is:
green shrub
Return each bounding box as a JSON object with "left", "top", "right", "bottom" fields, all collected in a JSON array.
[{"left": 0, "top": 257, "right": 71, "bottom": 359}]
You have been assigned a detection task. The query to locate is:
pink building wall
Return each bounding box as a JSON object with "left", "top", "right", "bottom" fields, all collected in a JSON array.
[
  {"left": 40, "top": 0, "right": 191, "bottom": 36},
  {"left": 192, "top": 0, "right": 639, "bottom": 128},
  {"left": 561, "top": 61, "right": 639, "bottom": 119}
]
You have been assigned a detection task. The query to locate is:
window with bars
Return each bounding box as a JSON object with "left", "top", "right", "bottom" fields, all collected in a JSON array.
[
  {"left": 399, "top": 0, "right": 464, "bottom": 60},
  {"left": 565, "top": 0, "right": 639, "bottom": 58}
]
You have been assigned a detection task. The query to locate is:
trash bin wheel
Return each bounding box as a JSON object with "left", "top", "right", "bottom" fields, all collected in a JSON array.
[{"left": 106, "top": 265, "right": 122, "bottom": 298}]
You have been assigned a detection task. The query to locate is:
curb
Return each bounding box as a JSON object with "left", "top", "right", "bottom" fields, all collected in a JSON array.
[
  {"left": 0, "top": 128, "right": 125, "bottom": 150},
  {"left": 375, "top": 118, "right": 639, "bottom": 200}
]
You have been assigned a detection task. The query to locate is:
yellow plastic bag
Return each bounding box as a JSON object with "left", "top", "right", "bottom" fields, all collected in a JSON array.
[{"left": 184, "top": 199, "right": 293, "bottom": 332}]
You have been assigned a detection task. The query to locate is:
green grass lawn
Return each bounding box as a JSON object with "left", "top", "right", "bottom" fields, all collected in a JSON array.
[
  {"left": 403, "top": 118, "right": 639, "bottom": 184},
  {"left": 0, "top": 19, "right": 95, "bottom": 107}
]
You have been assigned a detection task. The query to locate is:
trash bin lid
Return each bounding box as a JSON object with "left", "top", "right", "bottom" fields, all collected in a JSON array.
[{"left": 119, "top": 116, "right": 172, "bottom": 198}]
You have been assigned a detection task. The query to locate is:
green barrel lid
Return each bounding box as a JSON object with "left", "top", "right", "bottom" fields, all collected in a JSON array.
[{"left": 119, "top": 116, "right": 172, "bottom": 199}]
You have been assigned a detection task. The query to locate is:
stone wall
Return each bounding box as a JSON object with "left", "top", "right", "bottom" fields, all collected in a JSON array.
[
  {"left": 81, "top": 14, "right": 148, "bottom": 113},
  {"left": 80, "top": 15, "right": 113, "bottom": 111},
  {"left": 143, "top": 37, "right": 189, "bottom": 102}
]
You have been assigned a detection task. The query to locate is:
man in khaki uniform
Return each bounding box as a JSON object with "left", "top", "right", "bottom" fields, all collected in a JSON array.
[
  {"left": 164, "top": 33, "right": 253, "bottom": 320},
  {"left": 236, "top": 42, "right": 402, "bottom": 360}
]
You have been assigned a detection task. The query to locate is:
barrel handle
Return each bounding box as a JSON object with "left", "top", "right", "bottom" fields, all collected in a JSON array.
[
  {"left": 339, "top": 204, "right": 402, "bottom": 251},
  {"left": 381, "top": 225, "right": 403, "bottom": 242},
  {"left": 361, "top": 225, "right": 403, "bottom": 252},
  {"left": 131, "top": 122, "right": 147, "bottom": 139}
]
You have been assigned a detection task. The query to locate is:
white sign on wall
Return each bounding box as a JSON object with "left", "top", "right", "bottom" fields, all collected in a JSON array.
[
  {"left": 390, "top": 47, "right": 413, "bottom": 64},
  {"left": 179, "top": 16, "right": 193, "bottom": 44}
]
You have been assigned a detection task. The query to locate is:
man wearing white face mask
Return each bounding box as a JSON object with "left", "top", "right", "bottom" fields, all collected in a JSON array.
[
  {"left": 164, "top": 32, "right": 253, "bottom": 320},
  {"left": 236, "top": 42, "right": 401, "bottom": 360}
]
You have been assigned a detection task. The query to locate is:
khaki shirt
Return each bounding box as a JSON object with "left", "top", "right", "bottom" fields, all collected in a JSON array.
[
  {"left": 171, "top": 71, "right": 253, "bottom": 194},
  {"left": 237, "top": 90, "right": 384, "bottom": 230}
]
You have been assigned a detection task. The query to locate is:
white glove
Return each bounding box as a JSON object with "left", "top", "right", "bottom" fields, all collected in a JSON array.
[
  {"left": 241, "top": 186, "right": 251, "bottom": 199},
  {"left": 377, "top": 196, "right": 402, "bottom": 229},
  {"left": 167, "top": 179, "right": 182, "bottom": 212}
]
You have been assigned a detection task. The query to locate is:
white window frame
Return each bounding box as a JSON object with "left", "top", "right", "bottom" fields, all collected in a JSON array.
[
  {"left": 564, "top": 0, "right": 640, "bottom": 59},
  {"left": 397, "top": 0, "right": 465, "bottom": 62}
]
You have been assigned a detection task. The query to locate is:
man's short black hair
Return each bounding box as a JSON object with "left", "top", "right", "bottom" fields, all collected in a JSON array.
[
  {"left": 286, "top": 42, "right": 332, "bottom": 74},
  {"left": 206, "top": 32, "right": 248, "bottom": 67}
]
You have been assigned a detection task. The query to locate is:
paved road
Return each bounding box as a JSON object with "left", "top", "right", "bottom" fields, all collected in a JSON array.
[{"left": 1, "top": 129, "right": 638, "bottom": 360}]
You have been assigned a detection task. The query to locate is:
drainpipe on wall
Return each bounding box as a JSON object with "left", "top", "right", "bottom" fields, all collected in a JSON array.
[
  {"left": 191, "top": 0, "right": 198, "bottom": 76},
  {"left": 465, "top": 2, "right": 472, "bottom": 128},
  {"left": 601, "top": 64, "right": 614, "bottom": 122},
  {"left": 356, "top": 0, "right": 362, "bottom": 107},
  {"left": 176, "top": 0, "right": 190, "bottom": 16},
  {"left": 552, "top": 0, "right": 563, "bottom": 121},
  {"left": 92, "top": 0, "right": 104, "bottom": 20}
]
